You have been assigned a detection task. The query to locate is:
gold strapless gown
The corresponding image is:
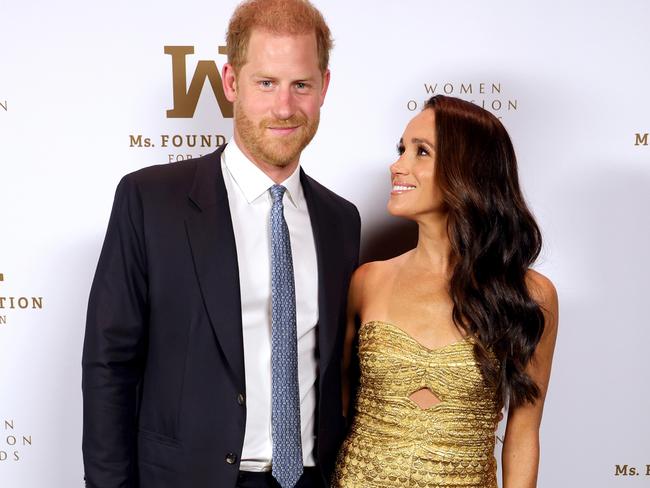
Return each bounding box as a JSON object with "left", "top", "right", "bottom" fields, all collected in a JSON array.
[{"left": 333, "top": 320, "right": 500, "bottom": 488}]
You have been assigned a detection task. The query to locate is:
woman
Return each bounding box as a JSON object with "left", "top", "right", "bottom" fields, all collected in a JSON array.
[{"left": 333, "top": 95, "right": 558, "bottom": 488}]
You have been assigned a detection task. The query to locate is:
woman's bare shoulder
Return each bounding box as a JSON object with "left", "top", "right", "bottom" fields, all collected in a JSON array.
[
  {"left": 352, "top": 252, "right": 411, "bottom": 290},
  {"left": 526, "top": 268, "right": 559, "bottom": 331},
  {"left": 526, "top": 269, "right": 557, "bottom": 305}
]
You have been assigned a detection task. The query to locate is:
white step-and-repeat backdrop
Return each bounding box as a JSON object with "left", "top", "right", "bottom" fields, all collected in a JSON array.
[{"left": 1, "top": 1, "right": 648, "bottom": 486}]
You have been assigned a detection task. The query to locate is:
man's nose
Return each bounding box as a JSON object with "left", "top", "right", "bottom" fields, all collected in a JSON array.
[{"left": 272, "top": 86, "right": 296, "bottom": 120}]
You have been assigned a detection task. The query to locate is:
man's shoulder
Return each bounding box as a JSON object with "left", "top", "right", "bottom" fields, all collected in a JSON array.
[
  {"left": 121, "top": 147, "right": 223, "bottom": 189},
  {"left": 301, "top": 171, "right": 358, "bottom": 218}
]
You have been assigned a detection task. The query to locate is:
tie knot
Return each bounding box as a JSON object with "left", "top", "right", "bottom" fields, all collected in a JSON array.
[{"left": 270, "top": 184, "right": 286, "bottom": 203}]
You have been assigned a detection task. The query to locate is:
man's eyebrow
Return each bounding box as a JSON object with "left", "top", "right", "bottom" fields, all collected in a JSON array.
[
  {"left": 251, "top": 73, "right": 317, "bottom": 81},
  {"left": 251, "top": 73, "right": 278, "bottom": 79}
]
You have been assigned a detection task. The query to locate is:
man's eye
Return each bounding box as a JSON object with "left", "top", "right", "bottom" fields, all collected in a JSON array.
[
  {"left": 260, "top": 80, "right": 273, "bottom": 88},
  {"left": 296, "top": 82, "right": 307, "bottom": 89}
]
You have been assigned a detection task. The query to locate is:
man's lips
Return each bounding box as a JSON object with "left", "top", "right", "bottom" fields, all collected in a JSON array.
[{"left": 267, "top": 126, "right": 300, "bottom": 135}]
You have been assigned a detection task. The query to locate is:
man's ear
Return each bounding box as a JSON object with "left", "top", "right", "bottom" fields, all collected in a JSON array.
[
  {"left": 222, "top": 63, "right": 238, "bottom": 103},
  {"left": 319, "top": 69, "right": 331, "bottom": 107}
]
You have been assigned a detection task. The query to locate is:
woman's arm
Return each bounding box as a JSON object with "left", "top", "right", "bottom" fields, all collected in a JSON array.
[
  {"left": 341, "top": 264, "right": 368, "bottom": 418},
  {"left": 502, "top": 270, "right": 559, "bottom": 488}
]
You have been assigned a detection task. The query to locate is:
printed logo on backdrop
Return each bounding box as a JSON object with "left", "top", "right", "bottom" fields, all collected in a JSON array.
[
  {"left": 0, "top": 420, "right": 32, "bottom": 462},
  {"left": 407, "top": 82, "right": 518, "bottom": 120},
  {"left": 0, "top": 99, "right": 7, "bottom": 113},
  {"left": 614, "top": 464, "right": 650, "bottom": 477},
  {"left": 166, "top": 46, "right": 233, "bottom": 119},
  {"left": 0, "top": 273, "right": 44, "bottom": 326},
  {"left": 635, "top": 133, "right": 648, "bottom": 146},
  {"left": 128, "top": 46, "right": 232, "bottom": 164}
]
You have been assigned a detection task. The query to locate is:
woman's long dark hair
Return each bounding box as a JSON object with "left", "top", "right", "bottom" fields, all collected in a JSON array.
[{"left": 425, "top": 95, "right": 544, "bottom": 409}]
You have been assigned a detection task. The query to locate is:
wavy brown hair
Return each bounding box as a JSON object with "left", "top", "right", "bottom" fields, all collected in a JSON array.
[{"left": 425, "top": 95, "right": 545, "bottom": 408}]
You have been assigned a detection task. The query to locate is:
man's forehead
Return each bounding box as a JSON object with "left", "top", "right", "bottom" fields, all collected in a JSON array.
[
  {"left": 240, "top": 29, "right": 320, "bottom": 73},
  {"left": 246, "top": 28, "right": 318, "bottom": 54}
]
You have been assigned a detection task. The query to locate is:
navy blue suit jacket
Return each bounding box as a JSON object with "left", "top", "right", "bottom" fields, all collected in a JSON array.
[{"left": 82, "top": 145, "right": 360, "bottom": 487}]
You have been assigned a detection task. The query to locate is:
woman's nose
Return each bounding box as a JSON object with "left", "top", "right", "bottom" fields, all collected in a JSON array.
[{"left": 390, "top": 157, "right": 408, "bottom": 177}]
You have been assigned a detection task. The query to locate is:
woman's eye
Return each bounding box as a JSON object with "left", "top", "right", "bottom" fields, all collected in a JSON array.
[
  {"left": 417, "top": 145, "right": 430, "bottom": 156},
  {"left": 396, "top": 144, "right": 405, "bottom": 155}
]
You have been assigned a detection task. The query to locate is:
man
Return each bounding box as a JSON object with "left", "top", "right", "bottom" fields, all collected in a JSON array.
[{"left": 82, "top": 1, "right": 360, "bottom": 487}]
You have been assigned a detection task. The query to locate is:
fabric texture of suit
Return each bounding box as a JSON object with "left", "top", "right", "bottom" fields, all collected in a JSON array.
[{"left": 82, "top": 145, "right": 361, "bottom": 488}]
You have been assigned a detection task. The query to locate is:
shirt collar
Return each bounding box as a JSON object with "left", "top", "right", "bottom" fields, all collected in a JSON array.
[{"left": 222, "top": 138, "right": 303, "bottom": 208}]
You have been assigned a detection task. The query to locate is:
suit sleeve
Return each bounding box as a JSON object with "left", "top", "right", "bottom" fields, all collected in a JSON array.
[
  {"left": 351, "top": 206, "right": 361, "bottom": 269},
  {"left": 344, "top": 204, "right": 362, "bottom": 424},
  {"left": 82, "top": 175, "right": 148, "bottom": 488}
]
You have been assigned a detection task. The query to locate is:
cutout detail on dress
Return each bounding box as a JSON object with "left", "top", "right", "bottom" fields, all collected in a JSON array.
[{"left": 409, "top": 387, "right": 441, "bottom": 409}]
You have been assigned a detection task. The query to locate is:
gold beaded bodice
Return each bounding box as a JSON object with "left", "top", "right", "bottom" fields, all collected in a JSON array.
[{"left": 333, "top": 320, "right": 500, "bottom": 488}]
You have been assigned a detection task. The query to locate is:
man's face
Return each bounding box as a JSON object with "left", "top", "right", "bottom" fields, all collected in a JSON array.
[{"left": 223, "top": 29, "right": 330, "bottom": 169}]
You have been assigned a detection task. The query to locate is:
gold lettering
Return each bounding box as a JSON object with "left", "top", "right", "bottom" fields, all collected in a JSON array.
[
  {"left": 443, "top": 83, "right": 453, "bottom": 94},
  {"left": 165, "top": 46, "right": 233, "bottom": 118},
  {"left": 424, "top": 84, "right": 437, "bottom": 94},
  {"left": 508, "top": 100, "right": 518, "bottom": 110},
  {"left": 6, "top": 436, "right": 16, "bottom": 446},
  {"left": 460, "top": 83, "right": 472, "bottom": 94},
  {"left": 0, "top": 297, "right": 43, "bottom": 309},
  {"left": 492, "top": 83, "right": 501, "bottom": 94},
  {"left": 4, "top": 420, "right": 13, "bottom": 430},
  {"left": 22, "top": 436, "right": 31, "bottom": 446},
  {"left": 168, "top": 154, "right": 200, "bottom": 163},
  {"left": 0, "top": 100, "right": 6, "bottom": 111},
  {"left": 615, "top": 464, "right": 629, "bottom": 476},
  {"left": 635, "top": 133, "right": 648, "bottom": 146},
  {"left": 0, "top": 316, "right": 6, "bottom": 325}
]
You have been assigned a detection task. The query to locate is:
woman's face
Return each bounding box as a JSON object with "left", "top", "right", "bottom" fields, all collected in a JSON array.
[{"left": 388, "top": 109, "right": 444, "bottom": 220}]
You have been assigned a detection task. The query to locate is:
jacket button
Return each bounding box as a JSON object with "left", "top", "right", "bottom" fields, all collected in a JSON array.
[
  {"left": 225, "top": 453, "right": 238, "bottom": 464},
  {"left": 237, "top": 393, "right": 245, "bottom": 406}
]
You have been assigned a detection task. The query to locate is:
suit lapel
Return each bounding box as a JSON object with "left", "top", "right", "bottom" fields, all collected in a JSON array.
[
  {"left": 185, "top": 147, "right": 245, "bottom": 389},
  {"left": 301, "top": 170, "right": 341, "bottom": 382},
  {"left": 184, "top": 157, "right": 343, "bottom": 391}
]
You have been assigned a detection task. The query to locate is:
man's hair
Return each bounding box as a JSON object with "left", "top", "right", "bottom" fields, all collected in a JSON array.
[{"left": 226, "top": 0, "right": 333, "bottom": 73}]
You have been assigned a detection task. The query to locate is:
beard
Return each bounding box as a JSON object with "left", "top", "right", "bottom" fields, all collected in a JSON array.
[{"left": 235, "top": 103, "right": 319, "bottom": 168}]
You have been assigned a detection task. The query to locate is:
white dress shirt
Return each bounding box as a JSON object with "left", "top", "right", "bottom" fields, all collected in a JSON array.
[{"left": 221, "top": 139, "right": 319, "bottom": 471}]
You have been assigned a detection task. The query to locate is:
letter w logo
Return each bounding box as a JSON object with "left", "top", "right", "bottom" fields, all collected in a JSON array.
[{"left": 165, "top": 46, "right": 233, "bottom": 118}]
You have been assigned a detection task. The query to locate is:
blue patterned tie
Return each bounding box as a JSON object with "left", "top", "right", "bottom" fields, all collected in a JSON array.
[{"left": 269, "top": 184, "right": 303, "bottom": 488}]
